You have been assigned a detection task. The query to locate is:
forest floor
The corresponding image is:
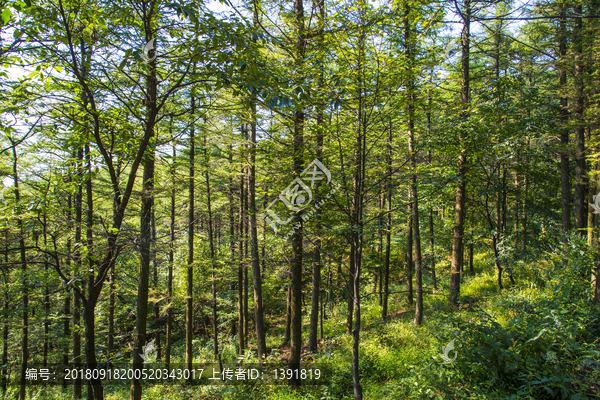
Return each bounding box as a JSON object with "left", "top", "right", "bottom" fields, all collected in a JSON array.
[{"left": 15, "top": 248, "right": 600, "bottom": 399}]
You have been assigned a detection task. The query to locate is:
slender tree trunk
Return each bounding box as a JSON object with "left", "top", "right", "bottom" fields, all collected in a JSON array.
[
  {"left": 559, "top": 2, "right": 571, "bottom": 234},
  {"left": 309, "top": 0, "right": 325, "bottom": 350},
  {"left": 285, "top": 284, "right": 291, "bottom": 343},
  {"left": 449, "top": 0, "right": 470, "bottom": 307},
  {"left": 152, "top": 210, "right": 161, "bottom": 360},
  {"left": 1, "top": 266, "right": 9, "bottom": 395},
  {"left": 84, "top": 142, "right": 104, "bottom": 400},
  {"left": 289, "top": 0, "right": 306, "bottom": 387},
  {"left": 248, "top": 99, "right": 267, "bottom": 361},
  {"left": 573, "top": 3, "right": 587, "bottom": 235},
  {"left": 73, "top": 149, "right": 83, "bottom": 400},
  {"left": 349, "top": 16, "right": 368, "bottom": 397},
  {"left": 594, "top": 248, "right": 600, "bottom": 304},
  {"left": 523, "top": 139, "right": 529, "bottom": 251},
  {"left": 514, "top": 170, "right": 520, "bottom": 246},
  {"left": 130, "top": 140, "right": 154, "bottom": 400},
  {"left": 185, "top": 95, "right": 195, "bottom": 372},
  {"left": 108, "top": 260, "right": 115, "bottom": 362},
  {"left": 406, "top": 212, "right": 413, "bottom": 306},
  {"left": 64, "top": 196, "right": 72, "bottom": 378},
  {"left": 382, "top": 119, "right": 392, "bottom": 320},
  {"left": 131, "top": 20, "right": 159, "bottom": 396},
  {"left": 204, "top": 135, "right": 220, "bottom": 360},
  {"left": 238, "top": 138, "right": 246, "bottom": 354},
  {"left": 228, "top": 143, "right": 237, "bottom": 337},
  {"left": 469, "top": 229, "right": 474, "bottom": 275},
  {"left": 347, "top": 250, "right": 354, "bottom": 333},
  {"left": 405, "top": 4, "right": 423, "bottom": 325},
  {"left": 492, "top": 235, "right": 503, "bottom": 290},
  {"left": 429, "top": 209, "right": 437, "bottom": 289},
  {"left": 12, "top": 143, "right": 28, "bottom": 400},
  {"left": 244, "top": 162, "right": 249, "bottom": 348},
  {"left": 494, "top": 185, "right": 503, "bottom": 290},
  {"left": 43, "top": 214, "right": 50, "bottom": 367},
  {"left": 165, "top": 140, "right": 175, "bottom": 369}
]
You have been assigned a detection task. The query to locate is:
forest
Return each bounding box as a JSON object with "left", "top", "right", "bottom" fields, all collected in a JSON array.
[{"left": 0, "top": 0, "right": 599, "bottom": 398}]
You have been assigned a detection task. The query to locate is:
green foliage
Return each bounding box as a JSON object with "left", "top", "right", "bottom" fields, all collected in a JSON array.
[{"left": 397, "top": 242, "right": 600, "bottom": 399}]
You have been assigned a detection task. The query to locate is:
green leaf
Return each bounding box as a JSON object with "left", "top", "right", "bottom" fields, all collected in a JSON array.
[{"left": 1, "top": 8, "right": 11, "bottom": 25}]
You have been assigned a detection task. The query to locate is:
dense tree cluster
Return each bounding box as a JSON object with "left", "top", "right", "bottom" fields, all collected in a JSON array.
[{"left": 0, "top": 0, "right": 598, "bottom": 398}]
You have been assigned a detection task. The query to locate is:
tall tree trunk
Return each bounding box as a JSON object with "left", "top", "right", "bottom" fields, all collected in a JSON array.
[
  {"left": 130, "top": 138, "right": 154, "bottom": 400},
  {"left": 84, "top": 142, "right": 103, "bottom": 400},
  {"left": 449, "top": 0, "right": 470, "bottom": 307},
  {"left": 165, "top": 141, "right": 176, "bottom": 369},
  {"left": 244, "top": 158, "right": 249, "bottom": 348},
  {"left": 73, "top": 148, "right": 83, "bottom": 400},
  {"left": 204, "top": 135, "right": 220, "bottom": 359},
  {"left": 523, "top": 139, "right": 529, "bottom": 251},
  {"left": 427, "top": 87, "right": 437, "bottom": 292},
  {"left": 248, "top": 89, "right": 267, "bottom": 361},
  {"left": 43, "top": 214, "right": 50, "bottom": 367},
  {"left": 63, "top": 194, "right": 72, "bottom": 380},
  {"left": 406, "top": 3, "right": 423, "bottom": 325},
  {"left": 238, "top": 137, "right": 245, "bottom": 354},
  {"left": 309, "top": 0, "right": 325, "bottom": 352},
  {"left": 152, "top": 209, "right": 161, "bottom": 360},
  {"left": 185, "top": 94, "right": 195, "bottom": 373},
  {"left": 228, "top": 144, "right": 237, "bottom": 337},
  {"left": 12, "top": 142, "right": 28, "bottom": 400},
  {"left": 131, "top": 21, "right": 158, "bottom": 397},
  {"left": 382, "top": 117, "right": 392, "bottom": 320},
  {"left": 573, "top": 3, "right": 586, "bottom": 235},
  {"left": 559, "top": 1, "right": 571, "bottom": 234},
  {"left": 289, "top": 0, "right": 306, "bottom": 387}
]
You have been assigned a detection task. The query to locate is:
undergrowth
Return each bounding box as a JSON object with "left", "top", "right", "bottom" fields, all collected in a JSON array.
[{"left": 10, "top": 235, "right": 600, "bottom": 399}]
